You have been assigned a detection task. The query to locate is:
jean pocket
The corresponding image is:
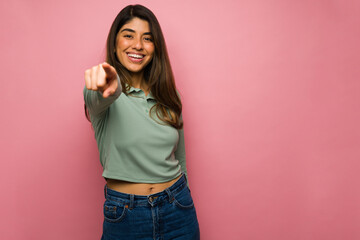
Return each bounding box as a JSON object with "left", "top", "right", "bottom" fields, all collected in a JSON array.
[
  {"left": 173, "top": 186, "right": 195, "bottom": 209},
  {"left": 103, "top": 199, "right": 128, "bottom": 223}
]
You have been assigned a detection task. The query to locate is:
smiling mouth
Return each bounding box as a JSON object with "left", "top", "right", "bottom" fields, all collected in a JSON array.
[{"left": 127, "top": 53, "right": 145, "bottom": 60}]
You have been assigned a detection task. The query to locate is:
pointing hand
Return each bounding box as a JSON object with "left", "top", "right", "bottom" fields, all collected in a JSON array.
[{"left": 84, "top": 62, "right": 120, "bottom": 98}]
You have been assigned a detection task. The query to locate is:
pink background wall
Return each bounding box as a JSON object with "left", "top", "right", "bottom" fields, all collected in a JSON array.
[{"left": 1, "top": 0, "right": 359, "bottom": 239}]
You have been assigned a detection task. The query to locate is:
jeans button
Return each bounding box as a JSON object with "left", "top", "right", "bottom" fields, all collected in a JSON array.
[{"left": 149, "top": 196, "right": 153, "bottom": 202}]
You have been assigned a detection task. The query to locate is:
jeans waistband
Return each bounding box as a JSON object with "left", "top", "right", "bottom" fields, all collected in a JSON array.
[{"left": 104, "top": 173, "right": 187, "bottom": 207}]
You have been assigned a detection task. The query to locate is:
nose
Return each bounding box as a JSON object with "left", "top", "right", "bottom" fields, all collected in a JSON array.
[{"left": 132, "top": 37, "right": 143, "bottom": 50}]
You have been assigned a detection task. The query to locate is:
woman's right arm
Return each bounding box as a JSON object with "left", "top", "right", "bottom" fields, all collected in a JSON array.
[{"left": 83, "top": 62, "right": 122, "bottom": 118}]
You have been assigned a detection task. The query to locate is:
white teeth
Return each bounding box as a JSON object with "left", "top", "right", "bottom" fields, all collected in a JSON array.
[{"left": 127, "top": 53, "right": 144, "bottom": 59}]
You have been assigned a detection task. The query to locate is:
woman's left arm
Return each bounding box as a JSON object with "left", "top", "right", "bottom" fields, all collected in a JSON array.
[
  {"left": 175, "top": 127, "right": 187, "bottom": 179},
  {"left": 174, "top": 90, "right": 189, "bottom": 184}
]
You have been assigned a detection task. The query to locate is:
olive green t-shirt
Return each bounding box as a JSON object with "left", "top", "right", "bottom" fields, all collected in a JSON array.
[{"left": 83, "top": 79, "right": 187, "bottom": 183}]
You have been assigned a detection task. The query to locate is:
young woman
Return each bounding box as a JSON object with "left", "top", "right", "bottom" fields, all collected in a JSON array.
[{"left": 83, "top": 5, "right": 200, "bottom": 240}]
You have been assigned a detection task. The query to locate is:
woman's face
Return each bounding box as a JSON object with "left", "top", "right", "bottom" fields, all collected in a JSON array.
[{"left": 115, "top": 17, "right": 155, "bottom": 74}]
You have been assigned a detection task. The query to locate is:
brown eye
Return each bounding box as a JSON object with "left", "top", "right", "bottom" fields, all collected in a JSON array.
[{"left": 144, "top": 37, "right": 153, "bottom": 42}]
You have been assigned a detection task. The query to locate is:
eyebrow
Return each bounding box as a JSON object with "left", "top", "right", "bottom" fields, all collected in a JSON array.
[{"left": 120, "top": 28, "right": 152, "bottom": 35}]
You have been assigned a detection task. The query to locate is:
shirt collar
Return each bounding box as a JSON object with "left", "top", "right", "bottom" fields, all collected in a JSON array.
[{"left": 126, "top": 83, "right": 155, "bottom": 100}]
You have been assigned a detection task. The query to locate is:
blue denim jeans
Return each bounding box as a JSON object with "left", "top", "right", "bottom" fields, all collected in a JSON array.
[{"left": 101, "top": 173, "right": 200, "bottom": 240}]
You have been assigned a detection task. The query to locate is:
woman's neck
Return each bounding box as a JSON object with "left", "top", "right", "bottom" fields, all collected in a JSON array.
[{"left": 131, "top": 72, "right": 149, "bottom": 95}]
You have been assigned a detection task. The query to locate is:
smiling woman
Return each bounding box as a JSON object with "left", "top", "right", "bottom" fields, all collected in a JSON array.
[
  {"left": 115, "top": 18, "right": 155, "bottom": 88},
  {"left": 83, "top": 4, "right": 200, "bottom": 240}
]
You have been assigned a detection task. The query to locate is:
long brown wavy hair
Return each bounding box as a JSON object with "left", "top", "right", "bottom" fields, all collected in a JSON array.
[{"left": 85, "top": 4, "right": 183, "bottom": 129}]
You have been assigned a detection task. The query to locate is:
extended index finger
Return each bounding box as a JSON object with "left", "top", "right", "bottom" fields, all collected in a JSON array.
[{"left": 101, "top": 62, "right": 117, "bottom": 79}]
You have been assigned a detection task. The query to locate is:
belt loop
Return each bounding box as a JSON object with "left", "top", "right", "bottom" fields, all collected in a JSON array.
[
  {"left": 183, "top": 172, "right": 187, "bottom": 183},
  {"left": 165, "top": 188, "right": 174, "bottom": 203},
  {"left": 129, "top": 194, "right": 134, "bottom": 210},
  {"left": 104, "top": 185, "right": 107, "bottom": 199}
]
